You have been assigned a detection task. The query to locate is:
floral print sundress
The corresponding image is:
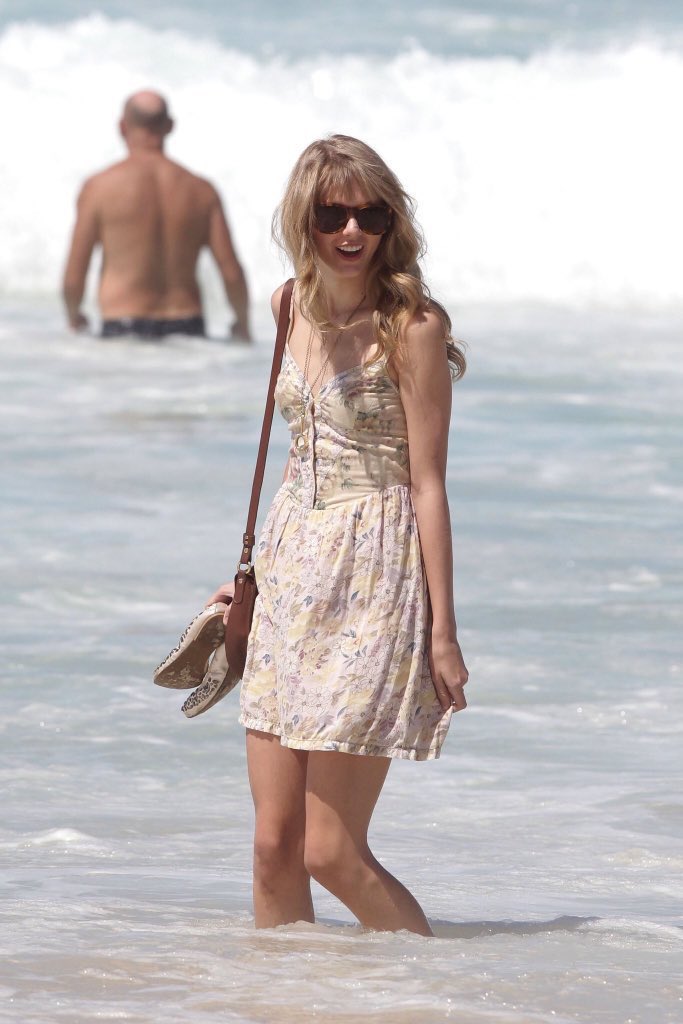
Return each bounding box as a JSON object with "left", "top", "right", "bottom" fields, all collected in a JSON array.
[{"left": 238, "top": 317, "right": 453, "bottom": 761}]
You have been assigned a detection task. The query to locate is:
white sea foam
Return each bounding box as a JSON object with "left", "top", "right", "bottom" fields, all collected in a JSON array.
[
  {"left": 585, "top": 917, "right": 683, "bottom": 943},
  {"left": 24, "top": 828, "right": 108, "bottom": 851},
  {"left": 0, "top": 14, "right": 681, "bottom": 310}
]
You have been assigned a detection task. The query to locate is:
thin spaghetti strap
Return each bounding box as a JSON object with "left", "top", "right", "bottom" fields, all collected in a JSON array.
[{"left": 285, "top": 282, "right": 297, "bottom": 347}]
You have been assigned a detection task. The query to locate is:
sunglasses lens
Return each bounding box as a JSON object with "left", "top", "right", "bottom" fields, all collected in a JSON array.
[
  {"left": 314, "top": 205, "right": 347, "bottom": 233},
  {"left": 314, "top": 204, "right": 392, "bottom": 234},
  {"left": 357, "top": 206, "right": 392, "bottom": 234}
]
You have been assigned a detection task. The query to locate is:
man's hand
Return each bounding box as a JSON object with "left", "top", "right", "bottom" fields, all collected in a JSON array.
[
  {"left": 69, "top": 313, "right": 90, "bottom": 333},
  {"left": 230, "top": 320, "right": 252, "bottom": 342}
]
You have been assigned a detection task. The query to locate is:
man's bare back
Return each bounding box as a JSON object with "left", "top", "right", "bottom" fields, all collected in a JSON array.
[{"left": 63, "top": 91, "right": 251, "bottom": 340}]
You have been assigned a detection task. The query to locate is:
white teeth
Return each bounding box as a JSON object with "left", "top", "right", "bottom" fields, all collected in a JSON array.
[{"left": 338, "top": 245, "right": 362, "bottom": 253}]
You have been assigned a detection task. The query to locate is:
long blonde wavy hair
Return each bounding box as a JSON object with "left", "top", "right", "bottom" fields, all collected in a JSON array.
[{"left": 273, "top": 134, "right": 466, "bottom": 380}]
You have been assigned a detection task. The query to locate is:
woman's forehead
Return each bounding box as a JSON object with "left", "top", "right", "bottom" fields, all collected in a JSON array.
[
  {"left": 317, "top": 163, "right": 381, "bottom": 203},
  {"left": 318, "top": 181, "right": 379, "bottom": 205}
]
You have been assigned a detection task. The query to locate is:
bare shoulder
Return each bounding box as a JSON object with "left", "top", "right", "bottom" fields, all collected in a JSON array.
[
  {"left": 196, "top": 176, "right": 231, "bottom": 223},
  {"left": 193, "top": 172, "right": 220, "bottom": 202},
  {"left": 80, "top": 160, "right": 139, "bottom": 203},
  {"left": 270, "top": 283, "right": 290, "bottom": 323},
  {"left": 89, "top": 158, "right": 133, "bottom": 186},
  {"left": 175, "top": 164, "right": 221, "bottom": 201},
  {"left": 77, "top": 164, "right": 117, "bottom": 197},
  {"left": 396, "top": 307, "right": 449, "bottom": 373},
  {"left": 74, "top": 167, "right": 117, "bottom": 209},
  {"left": 405, "top": 306, "right": 447, "bottom": 346},
  {"left": 156, "top": 158, "right": 217, "bottom": 201}
]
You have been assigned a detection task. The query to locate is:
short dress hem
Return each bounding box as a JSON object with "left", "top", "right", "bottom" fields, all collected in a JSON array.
[{"left": 238, "top": 714, "right": 447, "bottom": 762}]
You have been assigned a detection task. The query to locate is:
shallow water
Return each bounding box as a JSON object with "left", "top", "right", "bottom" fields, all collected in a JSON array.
[{"left": 1, "top": 301, "right": 681, "bottom": 1023}]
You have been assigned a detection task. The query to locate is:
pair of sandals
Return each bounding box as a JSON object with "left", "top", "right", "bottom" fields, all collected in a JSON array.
[{"left": 153, "top": 603, "right": 239, "bottom": 717}]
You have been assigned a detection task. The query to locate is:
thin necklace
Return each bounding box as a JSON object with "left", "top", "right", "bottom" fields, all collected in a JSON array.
[{"left": 293, "top": 294, "right": 366, "bottom": 454}]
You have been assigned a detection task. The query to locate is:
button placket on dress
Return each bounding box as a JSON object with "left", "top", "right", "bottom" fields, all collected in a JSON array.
[{"left": 296, "top": 387, "right": 317, "bottom": 510}]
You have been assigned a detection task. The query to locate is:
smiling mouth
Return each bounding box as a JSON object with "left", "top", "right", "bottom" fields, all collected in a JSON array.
[{"left": 337, "top": 245, "right": 363, "bottom": 260}]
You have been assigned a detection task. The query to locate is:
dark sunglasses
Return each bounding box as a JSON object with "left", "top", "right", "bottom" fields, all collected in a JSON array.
[{"left": 313, "top": 203, "right": 392, "bottom": 235}]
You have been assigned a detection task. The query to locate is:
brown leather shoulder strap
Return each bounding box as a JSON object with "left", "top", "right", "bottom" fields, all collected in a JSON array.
[{"left": 238, "top": 278, "right": 295, "bottom": 568}]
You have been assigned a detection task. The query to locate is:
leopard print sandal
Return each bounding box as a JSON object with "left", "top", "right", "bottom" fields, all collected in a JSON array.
[
  {"left": 153, "top": 603, "right": 229, "bottom": 690},
  {"left": 181, "top": 644, "right": 240, "bottom": 718}
]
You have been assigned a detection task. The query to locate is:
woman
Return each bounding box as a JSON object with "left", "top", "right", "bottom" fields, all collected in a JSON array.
[{"left": 211, "top": 134, "right": 468, "bottom": 935}]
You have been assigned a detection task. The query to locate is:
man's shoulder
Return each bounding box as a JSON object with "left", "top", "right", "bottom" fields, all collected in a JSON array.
[
  {"left": 80, "top": 159, "right": 130, "bottom": 192},
  {"left": 166, "top": 159, "right": 218, "bottom": 198},
  {"left": 95, "top": 158, "right": 133, "bottom": 180}
]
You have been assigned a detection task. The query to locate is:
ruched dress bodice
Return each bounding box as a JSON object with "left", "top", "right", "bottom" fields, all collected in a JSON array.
[{"left": 277, "top": 345, "right": 410, "bottom": 508}]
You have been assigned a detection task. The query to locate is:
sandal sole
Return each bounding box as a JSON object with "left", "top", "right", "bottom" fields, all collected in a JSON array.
[{"left": 153, "top": 604, "right": 228, "bottom": 690}]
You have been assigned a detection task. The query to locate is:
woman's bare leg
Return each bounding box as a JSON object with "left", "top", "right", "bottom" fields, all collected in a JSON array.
[
  {"left": 246, "top": 729, "right": 314, "bottom": 927},
  {"left": 304, "top": 751, "right": 433, "bottom": 936}
]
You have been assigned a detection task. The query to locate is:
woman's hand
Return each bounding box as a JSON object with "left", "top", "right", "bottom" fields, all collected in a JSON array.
[
  {"left": 428, "top": 630, "right": 469, "bottom": 712},
  {"left": 206, "top": 582, "right": 235, "bottom": 624}
]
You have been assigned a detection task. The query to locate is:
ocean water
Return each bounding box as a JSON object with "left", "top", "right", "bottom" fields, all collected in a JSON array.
[
  {"left": 1, "top": 9, "right": 682, "bottom": 310},
  {"left": 1, "top": 3, "right": 683, "bottom": 1023}
]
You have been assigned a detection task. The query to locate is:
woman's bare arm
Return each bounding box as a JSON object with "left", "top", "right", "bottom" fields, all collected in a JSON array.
[{"left": 396, "top": 309, "right": 469, "bottom": 710}]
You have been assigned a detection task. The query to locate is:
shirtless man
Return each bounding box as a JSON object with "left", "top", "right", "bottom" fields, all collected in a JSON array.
[{"left": 63, "top": 90, "right": 251, "bottom": 340}]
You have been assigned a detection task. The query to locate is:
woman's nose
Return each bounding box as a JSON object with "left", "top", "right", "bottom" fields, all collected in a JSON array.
[{"left": 342, "top": 215, "right": 361, "bottom": 235}]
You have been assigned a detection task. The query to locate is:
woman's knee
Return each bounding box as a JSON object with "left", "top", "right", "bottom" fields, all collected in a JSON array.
[
  {"left": 303, "top": 830, "right": 367, "bottom": 889},
  {"left": 253, "top": 817, "right": 305, "bottom": 879}
]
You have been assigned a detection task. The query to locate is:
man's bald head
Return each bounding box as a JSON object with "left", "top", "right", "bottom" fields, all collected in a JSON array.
[{"left": 122, "top": 91, "right": 172, "bottom": 135}]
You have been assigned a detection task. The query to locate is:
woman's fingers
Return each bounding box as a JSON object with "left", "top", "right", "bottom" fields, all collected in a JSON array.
[
  {"left": 429, "top": 639, "right": 469, "bottom": 711},
  {"left": 447, "top": 665, "right": 469, "bottom": 712},
  {"left": 434, "top": 685, "right": 452, "bottom": 710},
  {"left": 449, "top": 684, "right": 467, "bottom": 712},
  {"left": 428, "top": 648, "right": 450, "bottom": 709},
  {"left": 205, "top": 582, "right": 235, "bottom": 607},
  {"left": 433, "top": 679, "right": 467, "bottom": 712}
]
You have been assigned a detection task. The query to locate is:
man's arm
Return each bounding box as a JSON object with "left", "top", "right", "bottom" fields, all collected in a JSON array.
[
  {"left": 207, "top": 192, "right": 251, "bottom": 342},
  {"left": 62, "top": 180, "right": 99, "bottom": 331}
]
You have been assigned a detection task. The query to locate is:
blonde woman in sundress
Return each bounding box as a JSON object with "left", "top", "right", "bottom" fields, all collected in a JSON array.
[{"left": 210, "top": 134, "right": 468, "bottom": 935}]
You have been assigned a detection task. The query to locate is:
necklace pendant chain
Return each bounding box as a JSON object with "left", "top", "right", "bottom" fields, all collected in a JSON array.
[{"left": 295, "top": 293, "right": 365, "bottom": 457}]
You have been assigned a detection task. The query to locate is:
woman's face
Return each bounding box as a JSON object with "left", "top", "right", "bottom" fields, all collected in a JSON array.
[{"left": 311, "top": 182, "right": 387, "bottom": 284}]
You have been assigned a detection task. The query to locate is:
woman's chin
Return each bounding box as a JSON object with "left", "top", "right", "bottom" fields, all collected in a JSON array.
[{"left": 319, "top": 255, "right": 370, "bottom": 281}]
